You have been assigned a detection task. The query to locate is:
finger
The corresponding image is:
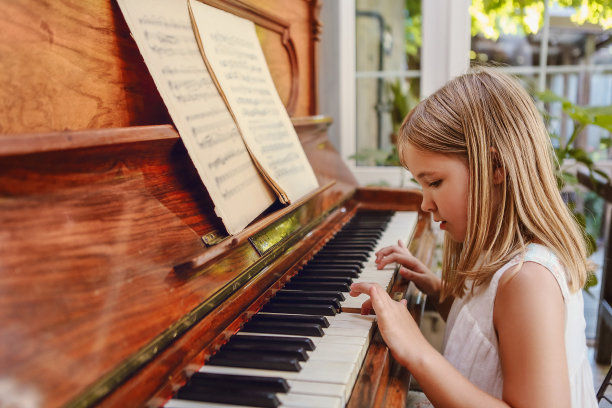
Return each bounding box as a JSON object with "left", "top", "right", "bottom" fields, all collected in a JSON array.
[
  {"left": 350, "top": 282, "right": 376, "bottom": 297},
  {"left": 360, "top": 298, "right": 373, "bottom": 315},
  {"left": 368, "top": 283, "right": 393, "bottom": 311},
  {"left": 374, "top": 247, "right": 396, "bottom": 263},
  {"left": 377, "top": 252, "right": 411, "bottom": 269},
  {"left": 398, "top": 266, "right": 417, "bottom": 280},
  {"left": 400, "top": 299, "right": 408, "bottom": 306}
]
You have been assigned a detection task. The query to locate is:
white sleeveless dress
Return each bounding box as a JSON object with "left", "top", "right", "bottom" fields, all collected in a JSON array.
[{"left": 413, "top": 244, "right": 598, "bottom": 407}]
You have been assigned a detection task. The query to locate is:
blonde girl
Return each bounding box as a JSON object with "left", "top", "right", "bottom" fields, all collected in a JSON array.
[{"left": 350, "top": 67, "right": 598, "bottom": 407}]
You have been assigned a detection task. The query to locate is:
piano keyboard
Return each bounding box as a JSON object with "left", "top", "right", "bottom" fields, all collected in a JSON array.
[{"left": 165, "top": 210, "right": 418, "bottom": 408}]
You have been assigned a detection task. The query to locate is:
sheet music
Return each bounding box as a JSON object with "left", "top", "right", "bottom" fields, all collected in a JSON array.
[
  {"left": 116, "top": 0, "right": 275, "bottom": 235},
  {"left": 188, "top": 0, "right": 319, "bottom": 203}
]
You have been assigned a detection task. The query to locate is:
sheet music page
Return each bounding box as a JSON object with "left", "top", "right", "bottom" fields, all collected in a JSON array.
[
  {"left": 116, "top": 0, "right": 275, "bottom": 235},
  {"left": 188, "top": 0, "right": 319, "bottom": 204}
]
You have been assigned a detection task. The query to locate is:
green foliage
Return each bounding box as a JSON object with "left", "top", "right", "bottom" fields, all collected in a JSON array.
[
  {"left": 471, "top": 0, "right": 612, "bottom": 40},
  {"left": 389, "top": 79, "right": 413, "bottom": 134},
  {"left": 536, "top": 90, "right": 612, "bottom": 185},
  {"left": 350, "top": 146, "right": 400, "bottom": 166},
  {"left": 535, "top": 90, "right": 612, "bottom": 291},
  {"left": 404, "top": 0, "right": 422, "bottom": 57}
]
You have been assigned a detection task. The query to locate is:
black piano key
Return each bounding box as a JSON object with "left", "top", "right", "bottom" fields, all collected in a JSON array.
[
  {"left": 331, "top": 237, "right": 377, "bottom": 244},
  {"left": 314, "top": 249, "right": 371, "bottom": 257},
  {"left": 290, "top": 276, "right": 353, "bottom": 285},
  {"left": 322, "top": 243, "right": 376, "bottom": 251},
  {"left": 219, "top": 344, "right": 309, "bottom": 361},
  {"left": 176, "top": 385, "right": 280, "bottom": 408},
  {"left": 207, "top": 352, "right": 301, "bottom": 371},
  {"left": 275, "top": 289, "right": 345, "bottom": 301},
  {"left": 306, "top": 259, "right": 364, "bottom": 268},
  {"left": 311, "top": 253, "right": 369, "bottom": 262},
  {"left": 297, "top": 269, "right": 359, "bottom": 278},
  {"left": 300, "top": 265, "right": 361, "bottom": 275},
  {"left": 330, "top": 233, "right": 380, "bottom": 238},
  {"left": 241, "top": 320, "right": 325, "bottom": 336},
  {"left": 190, "top": 372, "right": 290, "bottom": 393},
  {"left": 342, "top": 226, "right": 386, "bottom": 231},
  {"left": 282, "top": 281, "right": 351, "bottom": 292},
  {"left": 301, "top": 264, "right": 362, "bottom": 275},
  {"left": 251, "top": 312, "right": 330, "bottom": 327},
  {"left": 221, "top": 341, "right": 309, "bottom": 361},
  {"left": 267, "top": 296, "right": 341, "bottom": 310},
  {"left": 260, "top": 302, "right": 338, "bottom": 316},
  {"left": 231, "top": 334, "right": 316, "bottom": 351}
]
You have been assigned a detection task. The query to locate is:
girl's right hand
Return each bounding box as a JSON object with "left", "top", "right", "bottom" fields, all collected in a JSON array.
[{"left": 375, "top": 240, "right": 441, "bottom": 297}]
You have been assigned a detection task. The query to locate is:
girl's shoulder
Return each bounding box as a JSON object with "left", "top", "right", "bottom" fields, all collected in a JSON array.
[{"left": 496, "top": 243, "right": 569, "bottom": 299}]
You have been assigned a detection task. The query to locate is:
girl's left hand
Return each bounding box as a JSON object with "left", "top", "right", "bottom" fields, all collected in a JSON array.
[{"left": 349, "top": 282, "right": 429, "bottom": 368}]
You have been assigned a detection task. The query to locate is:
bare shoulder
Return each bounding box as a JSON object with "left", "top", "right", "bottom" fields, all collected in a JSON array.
[
  {"left": 494, "top": 260, "right": 565, "bottom": 338},
  {"left": 497, "top": 261, "right": 563, "bottom": 304},
  {"left": 494, "top": 261, "right": 570, "bottom": 407}
]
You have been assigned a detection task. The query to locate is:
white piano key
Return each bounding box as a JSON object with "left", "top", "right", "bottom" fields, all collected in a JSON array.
[
  {"left": 165, "top": 399, "right": 251, "bottom": 408},
  {"left": 286, "top": 380, "right": 346, "bottom": 402},
  {"left": 277, "top": 392, "right": 342, "bottom": 407},
  {"left": 166, "top": 392, "right": 342, "bottom": 408},
  {"left": 198, "top": 360, "right": 356, "bottom": 386},
  {"left": 307, "top": 342, "right": 362, "bottom": 363},
  {"left": 325, "top": 313, "right": 375, "bottom": 327}
]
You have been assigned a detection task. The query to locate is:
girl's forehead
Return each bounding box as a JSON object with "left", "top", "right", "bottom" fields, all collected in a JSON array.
[{"left": 402, "top": 143, "right": 468, "bottom": 173}]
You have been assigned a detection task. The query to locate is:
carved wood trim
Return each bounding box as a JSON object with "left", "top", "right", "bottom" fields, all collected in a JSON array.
[
  {"left": 197, "top": 0, "right": 300, "bottom": 114},
  {"left": 309, "top": 0, "right": 323, "bottom": 114}
]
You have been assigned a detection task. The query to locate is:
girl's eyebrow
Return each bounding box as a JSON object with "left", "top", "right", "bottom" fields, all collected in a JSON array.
[{"left": 416, "top": 171, "right": 435, "bottom": 179}]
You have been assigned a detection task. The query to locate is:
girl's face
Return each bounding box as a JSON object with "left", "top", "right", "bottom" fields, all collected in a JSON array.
[{"left": 403, "top": 143, "right": 469, "bottom": 243}]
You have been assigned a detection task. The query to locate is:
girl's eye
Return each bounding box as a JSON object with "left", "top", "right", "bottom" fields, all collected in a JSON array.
[{"left": 429, "top": 180, "right": 441, "bottom": 188}]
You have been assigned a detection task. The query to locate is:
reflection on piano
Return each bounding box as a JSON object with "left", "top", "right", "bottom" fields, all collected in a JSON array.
[{"left": 0, "top": 1, "right": 434, "bottom": 408}]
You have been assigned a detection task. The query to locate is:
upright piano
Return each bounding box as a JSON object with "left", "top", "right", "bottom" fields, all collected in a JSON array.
[{"left": 0, "top": 1, "right": 434, "bottom": 407}]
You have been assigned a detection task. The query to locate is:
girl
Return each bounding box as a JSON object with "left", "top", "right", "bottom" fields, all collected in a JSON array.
[{"left": 350, "top": 67, "right": 598, "bottom": 407}]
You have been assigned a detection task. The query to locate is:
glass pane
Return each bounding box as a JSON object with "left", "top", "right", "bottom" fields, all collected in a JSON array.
[
  {"left": 355, "top": 0, "right": 421, "bottom": 166},
  {"left": 355, "top": 76, "right": 419, "bottom": 165}
]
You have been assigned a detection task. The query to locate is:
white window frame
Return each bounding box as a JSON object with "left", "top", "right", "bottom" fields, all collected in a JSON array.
[{"left": 319, "top": 0, "right": 470, "bottom": 187}]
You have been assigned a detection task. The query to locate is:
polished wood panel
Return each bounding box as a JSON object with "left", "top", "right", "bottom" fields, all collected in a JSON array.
[{"left": 0, "top": 0, "right": 320, "bottom": 134}]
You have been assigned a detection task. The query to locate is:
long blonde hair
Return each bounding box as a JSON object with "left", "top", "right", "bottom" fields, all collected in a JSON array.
[{"left": 398, "top": 67, "right": 590, "bottom": 299}]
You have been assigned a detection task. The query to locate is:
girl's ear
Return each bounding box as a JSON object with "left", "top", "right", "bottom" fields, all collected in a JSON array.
[{"left": 490, "top": 147, "right": 505, "bottom": 185}]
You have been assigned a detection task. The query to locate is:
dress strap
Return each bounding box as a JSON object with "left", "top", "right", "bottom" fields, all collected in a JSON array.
[{"left": 523, "top": 244, "right": 571, "bottom": 300}]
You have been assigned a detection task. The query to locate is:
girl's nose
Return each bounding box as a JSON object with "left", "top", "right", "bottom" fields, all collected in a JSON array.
[{"left": 421, "top": 193, "right": 436, "bottom": 213}]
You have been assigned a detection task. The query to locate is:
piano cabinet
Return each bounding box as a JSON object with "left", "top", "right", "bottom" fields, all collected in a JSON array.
[{"left": 0, "top": 0, "right": 435, "bottom": 407}]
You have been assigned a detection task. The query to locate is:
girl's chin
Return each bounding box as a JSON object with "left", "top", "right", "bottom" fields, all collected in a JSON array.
[{"left": 445, "top": 230, "right": 465, "bottom": 243}]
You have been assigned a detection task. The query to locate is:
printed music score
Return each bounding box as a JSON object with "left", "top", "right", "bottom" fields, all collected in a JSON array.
[
  {"left": 116, "top": 0, "right": 278, "bottom": 235},
  {"left": 188, "top": 0, "right": 319, "bottom": 203}
]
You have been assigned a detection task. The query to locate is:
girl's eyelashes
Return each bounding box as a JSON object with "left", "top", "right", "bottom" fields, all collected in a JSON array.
[{"left": 428, "top": 180, "right": 442, "bottom": 188}]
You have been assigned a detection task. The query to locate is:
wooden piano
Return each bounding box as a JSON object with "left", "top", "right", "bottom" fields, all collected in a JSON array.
[{"left": 0, "top": 0, "right": 434, "bottom": 407}]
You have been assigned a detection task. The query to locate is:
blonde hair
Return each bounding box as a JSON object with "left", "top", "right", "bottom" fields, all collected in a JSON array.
[{"left": 398, "top": 67, "right": 590, "bottom": 299}]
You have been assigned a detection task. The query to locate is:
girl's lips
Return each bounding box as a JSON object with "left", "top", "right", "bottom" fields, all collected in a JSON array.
[{"left": 439, "top": 221, "right": 447, "bottom": 229}]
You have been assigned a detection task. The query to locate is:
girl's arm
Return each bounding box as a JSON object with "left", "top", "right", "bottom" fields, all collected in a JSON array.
[
  {"left": 493, "top": 261, "right": 570, "bottom": 407},
  {"left": 350, "top": 262, "right": 570, "bottom": 408},
  {"left": 374, "top": 240, "right": 453, "bottom": 320}
]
